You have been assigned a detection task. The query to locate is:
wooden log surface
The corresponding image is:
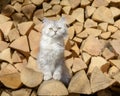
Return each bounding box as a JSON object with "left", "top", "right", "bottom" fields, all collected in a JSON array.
[{"left": 0, "top": 0, "right": 120, "bottom": 95}]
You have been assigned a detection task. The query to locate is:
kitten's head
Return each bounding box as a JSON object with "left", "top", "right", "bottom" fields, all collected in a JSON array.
[{"left": 42, "top": 17, "right": 67, "bottom": 39}]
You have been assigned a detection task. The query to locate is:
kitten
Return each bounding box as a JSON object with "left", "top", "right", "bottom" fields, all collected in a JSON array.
[{"left": 37, "top": 17, "right": 70, "bottom": 85}]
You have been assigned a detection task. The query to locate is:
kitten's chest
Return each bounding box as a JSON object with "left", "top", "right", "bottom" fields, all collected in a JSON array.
[
  {"left": 41, "top": 39, "right": 64, "bottom": 50},
  {"left": 47, "top": 42, "right": 64, "bottom": 53},
  {"left": 40, "top": 37, "right": 65, "bottom": 58},
  {"left": 43, "top": 43, "right": 64, "bottom": 59}
]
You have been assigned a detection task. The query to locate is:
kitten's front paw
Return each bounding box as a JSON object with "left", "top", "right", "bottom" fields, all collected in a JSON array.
[
  {"left": 53, "top": 72, "right": 61, "bottom": 80},
  {"left": 44, "top": 73, "right": 52, "bottom": 80}
]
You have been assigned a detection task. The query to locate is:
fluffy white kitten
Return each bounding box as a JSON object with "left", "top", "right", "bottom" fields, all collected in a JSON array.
[{"left": 37, "top": 17, "right": 70, "bottom": 85}]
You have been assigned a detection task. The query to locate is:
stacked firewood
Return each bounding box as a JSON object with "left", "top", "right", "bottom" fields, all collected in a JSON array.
[{"left": 0, "top": 0, "right": 120, "bottom": 95}]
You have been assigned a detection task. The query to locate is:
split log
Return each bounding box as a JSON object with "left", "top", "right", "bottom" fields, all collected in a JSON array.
[
  {"left": 102, "top": 48, "right": 115, "bottom": 60},
  {"left": 31, "top": 91, "right": 37, "bottom": 96},
  {"left": 72, "top": 8, "right": 84, "bottom": 23},
  {"left": 0, "top": 21, "right": 14, "bottom": 37},
  {"left": 110, "top": 60, "right": 120, "bottom": 70},
  {"left": 43, "top": 2, "right": 52, "bottom": 12},
  {"left": 1, "top": 91, "right": 10, "bottom": 96},
  {"left": 90, "top": 67, "right": 115, "bottom": 93},
  {"left": 0, "top": 64, "right": 22, "bottom": 89},
  {"left": 69, "top": 0, "right": 80, "bottom": 9},
  {"left": 110, "top": 0, "right": 120, "bottom": 3},
  {"left": 13, "top": 2, "right": 22, "bottom": 12},
  {"left": 8, "top": 28, "right": 20, "bottom": 42},
  {"left": 77, "top": 31, "right": 88, "bottom": 39},
  {"left": 21, "top": 4, "right": 36, "bottom": 19},
  {"left": 81, "top": 0, "right": 90, "bottom": 7},
  {"left": 108, "top": 25, "right": 118, "bottom": 33},
  {"left": 62, "top": 14, "right": 75, "bottom": 25},
  {"left": 92, "top": 6, "right": 114, "bottom": 24},
  {"left": 0, "top": 41, "right": 9, "bottom": 52},
  {"left": 14, "top": 62, "right": 27, "bottom": 72},
  {"left": 100, "top": 32, "right": 111, "bottom": 39},
  {"left": 17, "top": 21, "right": 34, "bottom": 35},
  {"left": 20, "top": 67, "right": 43, "bottom": 88},
  {"left": 44, "top": 10, "right": 56, "bottom": 17},
  {"left": 60, "top": 0, "right": 70, "bottom": 6},
  {"left": 62, "top": 6, "right": 71, "bottom": 15},
  {"left": 98, "top": 22, "right": 108, "bottom": 32},
  {"left": 68, "top": 26, "right": 75, "bottom": 39},
  {"left": 34, "top": 9, "right": 44, "bottom": 20},
  {"left": 27, "top": 56, "right": 39, "bottom": 71},
  {"left": 73, "top": 22, "right": 83, "bottom": 34},
  {"left": 81, "top": 28, "right": 101, "bottom": 37},
  {"left": 110, "top": 39, "right": 120, "bottom": 55},
  {"left": 0, "top": 14, "right": 10, "bottom": 24},
  {"left": 50, "top": 0, "right": 60, "bottom": 5},
  {"left": 52, "top": 5, "right": 62, "bottom": 15},
  {"left": 73, "top": 37, "right": 82, "bottom": 45},
  {"left": 31, "top": 0, "right": 44, "bottom": 5},
  {"left": 110, "top": 7, "right": 120, "bottom": 18},
  {"left": 113, "top": 71, "right": 120, "bottom": 84},
  {"left": 11, "top": 13, "right": 25, "bottom": 24},
  {"left": 0, "top": 48, "right": 12, "bottom": 63},
  {"left": 72, "top": 58, "right": 87, "bottom": 73},
  {"left": 10, "top": 35, "right": 30, "bottom": 53},
  {"left": 37, "top": 80, "right": 68, "bottom": 95},
  {"left": 111, "top": 30, "right": 120, "bottom": 39},
  {"left": 68, "top": 70, "right": 92, "bottom": 94},
  {"left": 71, "top": 43, "right": 80, "bottom": 56},
  {"left": 114, "top": 20, "right": 120, "bottom": 29},
  {"left": 34, "top": 22, "right": 43, "bottom": 32},
  {"left": 81, "top": 52, "right": 91, "bottom": 65},
  {"left": 12, "top": 51, "right": 22, "bottom": 63},
  {"left": 85, "top": 6, "right": 96, "bottom": 18},
  {"left": 1, "top": 62, "right": 8, "bottom": 69},
  {"left": 30, "top": 47, "right": 39, "bottom": 59},
  {"left": 22, "top": 0, "right": 32, "bottom": 5},
  {"left": 87, "top": 56, "right": 107, "bottom": 74},
  {"left": 28, "top": 30, "right": 41, "bottom": 50},
  {"left": 82, "top": 36, "right": 103, "bottom": 56},
  {"left": 65, "top": 58, "right": 73, "bottom": 76},
  {"left": 92, "top": 0, "right": 109, "bottom": 7},
  {"left": 64, "top": 50, "right": 72, "bottom": 58},
  {"left": 84, "top": 19, "right": 97, "bottom": 28},
  {"left": 108, "top": 66, "right": 119, "bottom": 77},
  {"left": 11, "top": 0, "right": 23, "bottom": 4},
  {"left": 11, "top": 88, "right": 32, "bottom": 96},
  {"left": 1, "top": 4, "right": 14, "bottom": 17},
  {"left": 0, "top": 0, "right": 120, "bottom": 95},
  {"left": 65, "top": 38, "right": 72, "bottom": 50}
]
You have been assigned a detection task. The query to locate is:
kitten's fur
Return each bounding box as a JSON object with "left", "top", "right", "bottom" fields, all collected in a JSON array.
[{"left": 37, "top": 17, "right": 70, "bottom": 85}]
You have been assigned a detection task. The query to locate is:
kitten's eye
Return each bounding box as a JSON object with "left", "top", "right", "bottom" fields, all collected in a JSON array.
[
  {"left": 58, "top": 27, "right": 62, "bottom": 30},
  {"left": 49, "top": 28, "right": 53, "bottom": 30}
]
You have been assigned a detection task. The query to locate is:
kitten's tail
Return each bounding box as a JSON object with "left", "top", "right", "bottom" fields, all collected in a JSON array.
[{"left": 61, "top": 65, "right": 71, "bottom": 86}]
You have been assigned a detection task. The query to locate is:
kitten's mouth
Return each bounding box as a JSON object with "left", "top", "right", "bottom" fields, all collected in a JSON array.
[
  {"left": 51, "top": 32, "right": 61, "bottom": 38},
  {"left": 52, "top": 35, "right": 57, "bottom": 38},
  {"left": 52, "top": 32, "right": 57, "bottom": 37}
]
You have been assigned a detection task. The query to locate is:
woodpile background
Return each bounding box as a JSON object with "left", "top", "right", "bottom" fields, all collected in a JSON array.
[{"left": 0, "top": 0, "right": 120, "bottom": 96}]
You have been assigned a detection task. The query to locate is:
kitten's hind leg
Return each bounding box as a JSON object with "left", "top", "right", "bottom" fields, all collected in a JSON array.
[{"left": 53, "top": 64, "right": 62, "bottom": 80}]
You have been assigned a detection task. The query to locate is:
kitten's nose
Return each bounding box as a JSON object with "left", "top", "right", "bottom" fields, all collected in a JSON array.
[{"left": 54, "top": 30, "right": 57, "bottom": 33}]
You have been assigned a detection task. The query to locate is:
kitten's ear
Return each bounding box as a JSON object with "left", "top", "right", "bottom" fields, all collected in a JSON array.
[
  {"left": 43, "top": 17, "right": 50, "bottom": 24},
  {"left": 58, "top": 17, "right": 66, "bottom": 24}
]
